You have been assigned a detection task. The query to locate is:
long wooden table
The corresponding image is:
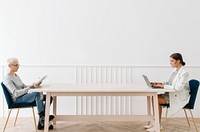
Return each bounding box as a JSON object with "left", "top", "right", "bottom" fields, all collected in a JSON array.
[{"left": 30, "top": 84, "right": 174, "bottom": 132}]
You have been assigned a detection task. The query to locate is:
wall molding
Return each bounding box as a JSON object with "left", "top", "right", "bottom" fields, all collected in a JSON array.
[{"left": 0, "top": 65, "right": 200, "bottom": 117}]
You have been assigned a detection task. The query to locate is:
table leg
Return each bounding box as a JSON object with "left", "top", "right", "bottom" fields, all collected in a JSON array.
[
  {"left": 153, "top": 94, "right": 160, "bottom": 132},
  {"left": 147, "top": 96, "right": 151, "bottom": 124},
  {"left": 147, "top": 96, "right": 151, "bottom": 115},
  {"left": 44, "top": 93, "right": 50, "bottom": 132},
  {"left": 53, "top": 96, "right": 57, "bottom": 125}
]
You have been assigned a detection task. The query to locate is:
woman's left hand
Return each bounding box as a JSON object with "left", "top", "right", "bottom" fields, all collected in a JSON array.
[
  {"left": 30, "top": 82, "right": 38, "bottom": 88},
  {"left": 154, "top": 83, "right": 164, "bottom": 88}
]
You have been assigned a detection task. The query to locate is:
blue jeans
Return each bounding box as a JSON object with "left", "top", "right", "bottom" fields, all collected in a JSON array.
[{"left": 15, "top": 92, "right": 47, "bottom": 114}]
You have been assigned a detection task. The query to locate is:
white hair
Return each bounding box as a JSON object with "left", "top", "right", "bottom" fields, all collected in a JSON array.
[{"left": 7, "top": 57, "right": 19, "bottom": 65}]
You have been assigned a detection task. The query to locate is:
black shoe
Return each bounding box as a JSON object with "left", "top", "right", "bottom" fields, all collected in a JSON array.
[
  {"left": 49, "top": 115, "right": 55, "bottom": 121},
  {"left": 38, "top": 124, "right": 54, "bottom": 130},
  {"left": 39, "top": 115, "right": 55, "bottom": 123},
  {"left": 37, "top": 115, "right": 55, "bottom": 130},
  {"left": 49, "top": 124, "right": 54, "bottom": 130},
  {"left": 38, "top": 116, "right": 45, "bottom": 129}
]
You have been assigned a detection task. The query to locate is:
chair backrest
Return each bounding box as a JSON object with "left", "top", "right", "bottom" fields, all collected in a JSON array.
[
  {"left": 183, "top": 79, "right": 200, "bottom": 109},
  {"left": 1, "top": 82, "right": 14, "bottom": 109}
]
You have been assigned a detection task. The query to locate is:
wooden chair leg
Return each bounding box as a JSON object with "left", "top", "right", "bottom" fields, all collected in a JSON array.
[
  {"left": 189, "top": 109, "right": 198, "bottom": 132},
  {"left": 183, "top": 109, "right": 191, "bottom": 127},
  {"left": 3, "top": 109, "right": 12, "bottom": 132},
  {"left": 32, "top": 107, "right": 38, "bottom": 132},
  {"left": 14, "top": 109, "right": 20, "bottom": 126}
]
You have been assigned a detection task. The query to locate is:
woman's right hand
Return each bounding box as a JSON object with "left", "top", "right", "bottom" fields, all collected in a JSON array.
[
  {"left": 30, "top": 82, "right": 38, "bottom": 88},
  {"left": 151, "top": 82, "right": 162, "bottom": 86},
  {"left": 151, "top": 82, "right": 164, "bottom": 88}
]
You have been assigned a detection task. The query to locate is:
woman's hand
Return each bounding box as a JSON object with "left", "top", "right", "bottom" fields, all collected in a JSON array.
[
  {"left": 38, "top": 81, "right": 42, "bottom": 86},
  {"left": 151, "top": 82, "right": 164, "bottom": 88},
  {"left": 30, "top": 82, "right": 38, "bottom": 88},
  {"left": 151, "top": 82, "right": 162, "bottom": 85}
]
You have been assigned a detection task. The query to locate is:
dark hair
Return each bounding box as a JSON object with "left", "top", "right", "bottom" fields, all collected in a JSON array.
[{"left": 170, "top": 53, "right": 186, "bottom": 66}]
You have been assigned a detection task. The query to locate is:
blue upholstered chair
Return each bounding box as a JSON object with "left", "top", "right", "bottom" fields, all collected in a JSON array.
[
  {"left": 162, "top": 79, "right": 199, "bottom": 131},
  {"left": 1, "top": 82, "right": 37, "bottom": 132}
]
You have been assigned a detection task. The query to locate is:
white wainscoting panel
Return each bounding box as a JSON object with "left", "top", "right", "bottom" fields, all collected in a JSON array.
[{"left": 0, "top": 65, "right": 200, "bottom": 118}]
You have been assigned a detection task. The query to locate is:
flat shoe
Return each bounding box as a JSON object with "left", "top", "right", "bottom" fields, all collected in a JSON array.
[{"left": 144, "top": 123, "right": 153, "bottom": 129}]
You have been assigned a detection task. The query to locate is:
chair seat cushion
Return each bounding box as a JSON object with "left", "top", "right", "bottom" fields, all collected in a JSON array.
[{"left": 11, "top": 101, "right": 36, "bottom": 109}]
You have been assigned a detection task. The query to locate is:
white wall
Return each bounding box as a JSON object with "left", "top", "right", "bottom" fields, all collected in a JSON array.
[
  {"left": 0, "top": 0, "right": 200, "bottom": 65},
  {"left": 0, "top": 0, "right": 200, "bottom": 117}
]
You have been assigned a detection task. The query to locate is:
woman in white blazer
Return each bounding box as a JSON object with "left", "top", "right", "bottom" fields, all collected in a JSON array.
[{"left": 145, "top": 53, "right": 190, "bottom": 132}]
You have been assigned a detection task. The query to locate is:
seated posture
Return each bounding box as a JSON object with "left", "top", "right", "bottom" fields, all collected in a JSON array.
[
  {"left": 145, "top": 53, "right": 190, "bottom": 132},
  {"left": 3, "top": 57, "right": 54, "bottom": 130}
]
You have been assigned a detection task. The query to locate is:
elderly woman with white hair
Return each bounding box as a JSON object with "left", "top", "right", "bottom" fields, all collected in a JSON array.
[{"left": 3, "top": 57, "right": 54, "bottom": 130}]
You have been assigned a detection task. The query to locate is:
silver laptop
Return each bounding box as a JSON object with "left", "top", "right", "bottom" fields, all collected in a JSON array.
[{"left": 142, "top": 75, "right": 161, "bottom": 88}]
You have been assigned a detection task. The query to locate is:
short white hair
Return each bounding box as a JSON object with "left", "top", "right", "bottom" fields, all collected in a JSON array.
[{"left": 7, "top": 57, "right": 19, "bottom": 65}]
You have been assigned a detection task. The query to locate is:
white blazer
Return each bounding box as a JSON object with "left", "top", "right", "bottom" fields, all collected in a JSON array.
[{"left": 164, "top": 67, "right": 190, "bottom": 116}]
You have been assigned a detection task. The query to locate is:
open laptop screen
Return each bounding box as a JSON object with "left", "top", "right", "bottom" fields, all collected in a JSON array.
[{"left": 142, "top": 75, "right": 161, "bottom": 88}]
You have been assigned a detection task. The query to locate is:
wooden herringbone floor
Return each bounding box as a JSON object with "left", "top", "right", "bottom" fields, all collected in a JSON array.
[{"left": 0, "top": 117, "right": 199, "bottom": 132}]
